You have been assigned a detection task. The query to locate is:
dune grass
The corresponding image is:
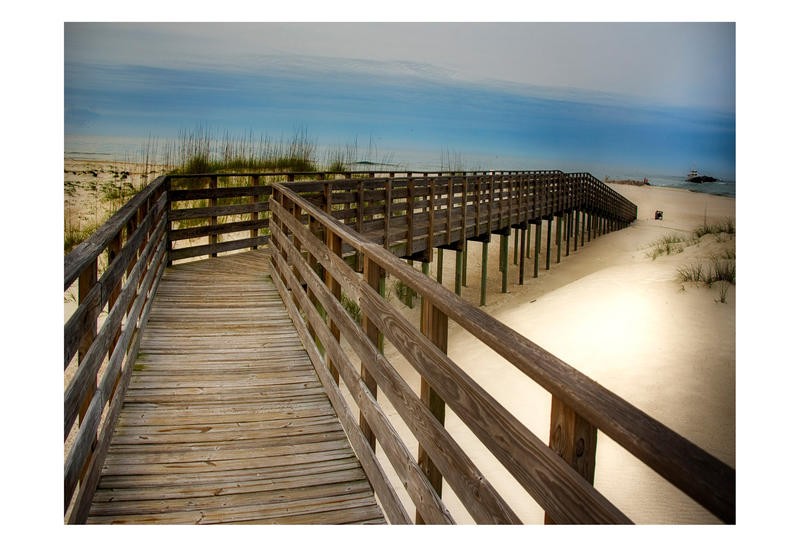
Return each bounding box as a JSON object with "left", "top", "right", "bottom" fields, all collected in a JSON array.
[
  {"left": 693, "top": 218, "right": 735, "bottom": 238},
  {"left": 646, "top": 233, "right": 690, "bottom": 260},
  {"left": 170, "top": 127, "right": 318, "bottom": 174}
]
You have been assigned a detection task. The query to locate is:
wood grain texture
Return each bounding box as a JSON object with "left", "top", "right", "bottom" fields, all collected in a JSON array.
[{"left": 86, "top": 250, "right": 385, "bottom": 524}]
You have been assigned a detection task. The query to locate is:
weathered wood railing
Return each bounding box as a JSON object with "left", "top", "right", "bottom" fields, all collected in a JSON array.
[
  {"left": 268, "top": 181, "right": 734, "bottom": 524},
  {"left": 64, "top": 175, "right": 169, "bottom": 523},
  {"left": 65, "top": 169, "right": 732, "bottom": 524},
  {"left": 286, "top": 171, "right": 636, "bottom": 261}
]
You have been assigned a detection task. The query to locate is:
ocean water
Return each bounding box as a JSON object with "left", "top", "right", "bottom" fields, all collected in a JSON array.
[{"left": 636, "top": 174, "right": 736, "bottom": 198}]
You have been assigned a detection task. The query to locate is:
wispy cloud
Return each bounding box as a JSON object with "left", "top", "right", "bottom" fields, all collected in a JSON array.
[{"left": 64, "top": 22, "right": 735, "bottom": 177}]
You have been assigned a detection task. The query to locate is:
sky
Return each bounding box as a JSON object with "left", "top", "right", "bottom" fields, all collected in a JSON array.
[{"left": 64, "top": 21, "right": 736, "bottom": 178}]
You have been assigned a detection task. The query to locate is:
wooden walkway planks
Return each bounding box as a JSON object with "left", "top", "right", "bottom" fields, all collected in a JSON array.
[{"left": 87, "top": 249, "right": 385, "bottom": 524}]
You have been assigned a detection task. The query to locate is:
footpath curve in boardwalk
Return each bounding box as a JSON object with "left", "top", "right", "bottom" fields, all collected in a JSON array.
[{"left": 87, "top": 249, "right": 385, "bottom": 524}]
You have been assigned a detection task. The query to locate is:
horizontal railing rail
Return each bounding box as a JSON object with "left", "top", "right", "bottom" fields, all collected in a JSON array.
[
  {"left": 268, "top": 181, "right": 733, "bottom": 524},
  {"left": 63, "top": 175, "right": 170, "bottom": 523}
]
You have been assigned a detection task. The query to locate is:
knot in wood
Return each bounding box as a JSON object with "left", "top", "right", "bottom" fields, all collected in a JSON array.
[
  {"left": 552, "top": 424, "right": 565, "bottom": 454},
  {"left": 575, "top": 437, "right": 585, "bottom": 458}
]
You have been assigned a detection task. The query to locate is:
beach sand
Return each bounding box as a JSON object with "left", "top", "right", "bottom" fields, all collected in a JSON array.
[{"left": 64, "top": 168, "right": 735, "bottom": 523}]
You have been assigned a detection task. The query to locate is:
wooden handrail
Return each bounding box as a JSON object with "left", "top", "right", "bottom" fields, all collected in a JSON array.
[
  {"left": 63, "top": 177, "right": 169, "bottom": 522},
  {"left": 65, "top": 176, "right": 168, "bottom": 289},
  {"left": 269, "top": 182, "right": 733, "bottom": 523}
]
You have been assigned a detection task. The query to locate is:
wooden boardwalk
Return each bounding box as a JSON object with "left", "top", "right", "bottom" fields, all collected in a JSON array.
[{"left": 86, "top": 250, "right": 385, "bottom": 524}]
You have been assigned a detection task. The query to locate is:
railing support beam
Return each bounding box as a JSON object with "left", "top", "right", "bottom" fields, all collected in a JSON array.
[
  {"left": 417, "top": 299, "right": 448, "bottom": 523},
  {"left": 545, "top": 397, "right": 599, "bottom": 524}
]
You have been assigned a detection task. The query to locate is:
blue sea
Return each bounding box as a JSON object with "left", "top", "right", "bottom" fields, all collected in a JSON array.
[{"left": 65, "top": 54, "right": 735, "bottom": 201}]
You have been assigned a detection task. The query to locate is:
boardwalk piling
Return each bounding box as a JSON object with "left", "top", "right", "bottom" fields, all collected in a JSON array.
[
  {"left": 480, "top": 239, "right": 489, "bottom": 306},
  {"left": 500, "top": 232, "right": 509, "bottom": 293},
  {"left": 556, "top": 215, "right": 562, "bottom": 264},
  {"left": 534, "top": 221, "right": 541, "bottom": 278},
  {"left": 518, "top": 225, "right": 527, "bottom": 285},
  {"left": 462, "top": 240, "right": 468, "bottom": 287},
  {"left": 454, "top": 249, "right": 463, "bottom": 296}
]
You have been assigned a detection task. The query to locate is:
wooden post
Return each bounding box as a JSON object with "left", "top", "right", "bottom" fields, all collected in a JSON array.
[
  {"left": 419, "top": 261, "right": 430, "bottom": 324},
  {"left": 406, "top": 259, "right": 416, "bottom": 308},
  {"left": 77, "top": 259, "right": 99, "bottom": 481},
  {"left": 250, "top": 175, "right": 260, "bottom": 249},
  {"left": 427, "top": 177, "right": 435, "bottom": 268},
  {"left": 573, "top": 209, "right": 579, "bottom": 252},
  {"left": 454, "top": 249, "right": 463, "bottom": 296},
  {"left": 513, "top": 228, "right": 519, "bottom": 265},
  {"left": 406, "top": 177, "right": 415, "bottom": 257},
  {"left": 107, "top": 233, "right": 122, "bottom": 359},
  {"left": 565, "top": 212, "right": 571, "bottom": 257},
  {"left": 480, "top": 239, "right": 489, "bottom": 306},
  {"left": 545, "top": 397, "right": 598, "bottom": 523},
  {"left": 556, "top": 215, "right": 562, "bottom": 264},
  {"left": 461, "top": 240, "right": 468, "bottom": 287},
  {"left": 534, "top": 222, "right": 541, "bottom": 278},
  {"left": 209, "top": 175, "right": 218, "bottom": 258},
  {"left": 384, "top": 179, "right": 392, "bottom": 250},
  {"left": 518, "top": 225, "right": 527, "bottom": 285},
  {"left": 436, "top": 248, "right": 444, "bottom": 284},
  {"left": 500, "top": 233, "right": 509, "bottom": 293},
  {"left": 361, "top": 257, "right": 384, "bottom": 450},
  {"left": 546, "top": 218, "right": 552, "bottom": 270},
  {"left": 417, "top": 299, "right": 448, "bottom": 523},
  {"left": 325, "top": 230, "right": 342, "bottom": 385},
  {"left": 526, "top": 220, "right": 532, "bottom": 259},
  {"left": 581, "top": 210, "right": 586, "bottom": 247}
]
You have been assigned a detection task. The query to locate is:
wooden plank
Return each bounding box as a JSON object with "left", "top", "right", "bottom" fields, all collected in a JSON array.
[
  {"left": 168, "top": 235, "right": 269, "bottom": 262},
  {"left": 168, "top": 185, "right": 272, "bottom": 202},
  {"left": 83, "top": 250, "right": 385, "bottom": 525}
]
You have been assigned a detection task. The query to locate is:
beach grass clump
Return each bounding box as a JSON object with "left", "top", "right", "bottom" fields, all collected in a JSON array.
[
  {"left": 677, "top": 256, "right": 735, "bottom": 292},
  {"left": 65, "top": 222, "right": 102, "bottom": 254},
  {"left": 693, "top": 218, "right": 735, "bottom": 239},
  {"left": 325, "top": 141, "right": 358, "bottom": 173},
  {"left": 393, "top": 279, "right": 417, "bottom": 309},
  {"left": 677, "top": 261, "right": 706, "bottom": 283},
  {"left": 170, "top": 127, "right": 318, "bottom": 174},
  {"left": 708, "top": 258, "right": 736, "bottom": 285},
  {"left": 647, "top": 233, "right": 689, "bottom": 260},
  {"left": 716, "top": 283, "right": 729, "bottom": 304},
  {"left": 341, "top": 294, "right": 362, "bottom": 324}
]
